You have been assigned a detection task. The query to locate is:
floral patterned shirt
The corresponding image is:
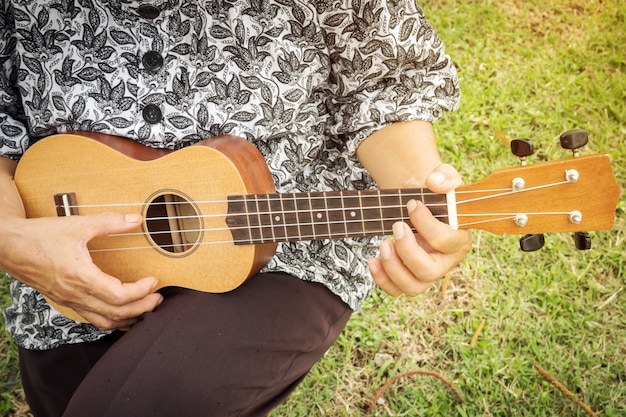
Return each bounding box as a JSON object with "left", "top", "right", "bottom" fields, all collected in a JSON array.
[{"left": 0, "top": 0, "right": 459, "bottom": 350}]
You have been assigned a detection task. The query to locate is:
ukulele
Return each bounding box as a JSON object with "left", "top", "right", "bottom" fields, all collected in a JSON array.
[{"left": 14, "top": 132, "right": 621, "bottom": 322}]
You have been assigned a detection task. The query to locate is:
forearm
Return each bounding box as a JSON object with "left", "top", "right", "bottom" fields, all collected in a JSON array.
[
  {"left": 356, "top": 120, "right": 442, "bottom": 189},
  {"left": 0, "top": 156, "right": 30, "bottom": 277},
  {"left": 358, "top": 121, "right": 472, "bottom": 297},
  {"left": 0, "top": 156, "right": 25, "bottom": 219}
]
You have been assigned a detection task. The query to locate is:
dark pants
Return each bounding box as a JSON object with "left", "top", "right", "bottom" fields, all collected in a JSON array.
[{"left": 18, "top": 273, "right": 352, "bottom": 417}]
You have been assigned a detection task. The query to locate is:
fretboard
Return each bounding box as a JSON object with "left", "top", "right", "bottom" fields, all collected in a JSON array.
[{"left": 225, "top": 189, "right": 449, "bottom": 244}]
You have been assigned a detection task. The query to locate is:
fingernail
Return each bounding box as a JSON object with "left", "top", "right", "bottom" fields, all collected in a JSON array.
[
  {"left": 393, "top": 222, "right": 405, "bottom": 240},
  {"left": 407, "top": 199, "right": 419, "bottom": 213},
  {"left": 429, "top": 171, "right": 446, "bottom": 185},
  {"left": 368, "top": 259, "right": 379, "bottom": 274},
  {"left": 125, "top": 213, "right": 142, "bottom": 223},
  {"left": 379, "top": 241, "right": 391, "bottom": 259}
]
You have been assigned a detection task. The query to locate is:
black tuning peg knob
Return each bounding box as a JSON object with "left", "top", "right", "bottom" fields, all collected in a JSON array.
[
  {"left": 510, "top": 139, "right": 534, "bottom": 166},
  {"left": 559, "top": 129, "right": 588, "bottom": 157},
  {"left": 520, "top": 233, "right": 545, "bottom": 252},
  {"left": 573, "top": 231, "right": 592, "bottom": 250}
]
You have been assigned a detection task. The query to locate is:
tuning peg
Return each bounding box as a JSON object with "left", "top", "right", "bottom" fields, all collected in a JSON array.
[
  {"left": 511, "top": 140, "right": 544, "bottom": 252},
  {"left": 559, "top": 129, "right": 588, "bottom": 157},
  {"left": 561, "top": 131, "right": 593, "bottom": 250},
  {"left": 573, "top": 231, "right": 592, "bottom": 250},
  {"left": 511, "top": 139, "right": 545, "bottom": 252},
  {"left": 519, "top": 233, "right": 545, "bottom": 252},
  {"left": 510, "top": 138, "right": 534, "bottom": 166}
]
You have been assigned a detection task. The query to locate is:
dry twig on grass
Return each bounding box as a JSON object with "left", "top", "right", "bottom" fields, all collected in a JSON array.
[
  {"left": 535, "top": 365, "right": 598, "bottom": 417},
  {"left": 368, "top": 369, "right": 463, "bottom": 413},
  {"left": 469, "top": 318, "right": 486, "bottom": 347}
]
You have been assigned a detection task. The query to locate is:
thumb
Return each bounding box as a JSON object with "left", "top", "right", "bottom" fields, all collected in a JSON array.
[{"left": 425, "top": 164, "right": 463, "bottom": 193}]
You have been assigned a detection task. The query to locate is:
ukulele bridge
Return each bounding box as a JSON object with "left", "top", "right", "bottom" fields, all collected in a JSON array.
[{"left": 54, "top": 192, "right": 79, "bottom": 216}]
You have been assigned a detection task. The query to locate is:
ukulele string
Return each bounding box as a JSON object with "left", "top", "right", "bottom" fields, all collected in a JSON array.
[
  {"left": 109, "top": 206, "right": 575, "bottom": 239},
  {"left": 68, "top": 190, "right": 448, "bottom": 210},
  {"left": 126, "top": 179, "right": 571, "bottom": 227},
  {"left": 66, "top": 179, "right": 568, "bottom": 212},
  {"left": 94, "top": 212, "right": 578, "bottom": 253},
  {"left": 83, "top": 180, "right": 572, "bottom": 253},
  {"left": 100, "top": 208, "right": 572, "bottom": 242},
  {"left": 454, "top": 180, "right": 571, "bottom": 205}
]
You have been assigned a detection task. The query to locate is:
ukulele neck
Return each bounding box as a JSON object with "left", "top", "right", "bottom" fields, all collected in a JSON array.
[{"left": 225, "top": 189, "right": 453, "bottom": 244}]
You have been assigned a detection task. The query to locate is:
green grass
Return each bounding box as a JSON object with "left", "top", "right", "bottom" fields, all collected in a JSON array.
[
  {"left": 2, "top": 0, "right": 625, "bottom": 416},
  {"left": 274, "top": 1, "right": 626, "bottom": 415},
  {"left": 0, "top": 276, "right": 27, "bottom": 416}
]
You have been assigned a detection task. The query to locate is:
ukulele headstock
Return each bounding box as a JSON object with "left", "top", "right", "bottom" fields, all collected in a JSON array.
[{"left": 455, "top": 130, "right": 621, "bottom": 251}]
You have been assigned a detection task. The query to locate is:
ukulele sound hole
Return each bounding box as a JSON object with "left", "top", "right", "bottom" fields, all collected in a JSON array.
[{"left": 144, "top": 191, "right": 202, "bottom": 255}]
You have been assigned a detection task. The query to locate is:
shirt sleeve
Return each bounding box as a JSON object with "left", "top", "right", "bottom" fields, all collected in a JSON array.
[
  {"left": 319, "top": 0, "right": 460, "bottom": 155},
  {"left": 1, "top": 0, "right": 30, "bottom": 160}
]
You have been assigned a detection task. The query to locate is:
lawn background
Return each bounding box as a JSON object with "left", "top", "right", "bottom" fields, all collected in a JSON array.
[{"left": 1, "top": 0, "right": 625, "bottom": 415}]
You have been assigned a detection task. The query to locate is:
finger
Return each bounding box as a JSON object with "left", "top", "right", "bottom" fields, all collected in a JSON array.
[
  {"left": 375, "top": 237, "right": 435, "bottom": 297},
  {"left": 77, "top": 271, "right": 161, "bottom": 310},
  {"left": 406, "top": 200, "right": 472, "bottom": 255},
  {"left": 76, "top": 212, "right": 161, "bottom": 328},
  {"left": 73, "top": 309, "right": 138, "bottom": 331},
  {"left": 48, "top": 259, "right": 163, "bottom": 323},
  {"left": 90, "top": 274, "right": 159, "bottom": 304},
  {"left": 367, "top": 257, "right": 403, "bottom": 296},
  {"left": 425, "top": 164, "right": 463, "bottom": 193},
  {"left": 73, "top": 291, "right": 164, "bottom": 330}
]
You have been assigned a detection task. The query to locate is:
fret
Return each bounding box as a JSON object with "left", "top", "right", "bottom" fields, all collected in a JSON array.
[
  {"left": 360, "top": 190, "right": 384, "bottom": 236},
  {"left": 226, "top": 195, "right": 251, "bottom": 244},
  {"left": 380, "top": 190, "right": 403, "bottom": 234},
  {"left": 343, "top": 190, "right": 364, "bottom": 239},
  {"left": 245, "top": 195, "right": 262, "bottom": 244},
  {"left": 358, "top": 192, "right": 366, "bottom": 236},
  {"left": 431, "top": 191, "right": 450, "bottom": 224},
  {"left": 295, "top": 194, "right": 314, "bottom": 240},
  {"left": 398, "top": 189, "right": 409, "bottom": 227},
  {"left": 281, "top": 193, "right": 300, "bottom": 241},
  {"left": 260, "top": 194, "right": 276, "bottom": 243},
  {"left": 422, "top": 188, "right": 449, "bottom": 225},
  {"left": 268, "top": 194, "right": 286, "bottom": 242},
  {"left": 322, "top": 192, "right": 332, "bottom": 238},
  {"left": 340, "top": 191, "right": 349, "bottom": 238},
  {"left": 397, "top": 190, "right": 408, "bottom": 222},
  {"left": 324, "top": 191, "right": 348, "bottom": 239},
  {"left": 377, "top": 191, "right": 385, "bottom": 235},
  {"left": 310, "top": 192, "right": 329, "bottom": 239}
]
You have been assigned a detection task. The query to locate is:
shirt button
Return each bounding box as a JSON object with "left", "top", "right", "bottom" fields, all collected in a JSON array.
[
  {"left": 143, "top": 51, "right": 164, "bottom": 72},
  {"left": 137, "top": 4, "right": 160, "bottom": 19},
  {"left": 142, "top": 104, "right": 162, "bottom": 124}
]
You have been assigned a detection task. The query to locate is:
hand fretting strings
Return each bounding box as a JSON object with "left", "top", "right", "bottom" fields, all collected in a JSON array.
[{"left": 75, "top": 178, "right": 573, "bottom": 253}]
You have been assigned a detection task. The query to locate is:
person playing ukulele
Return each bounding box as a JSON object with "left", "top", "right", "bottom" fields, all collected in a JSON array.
[{"left": 0, "top": 0, "right": 471, "bottom": 415}]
